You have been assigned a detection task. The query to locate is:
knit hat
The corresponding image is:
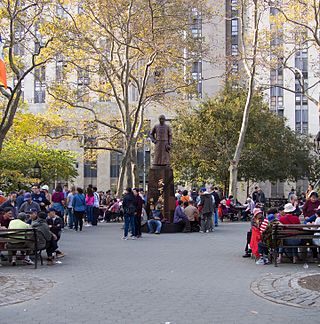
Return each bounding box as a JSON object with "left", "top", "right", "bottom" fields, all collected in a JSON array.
[{"left": 253, "top": 208, "right": 262, "bottom": 217}]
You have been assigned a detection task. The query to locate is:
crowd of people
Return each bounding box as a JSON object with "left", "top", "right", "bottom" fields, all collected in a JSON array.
[
  {"left": 0, "top": 183, "right": 111, "bottom": 266},
  {"left": 243, "top": 185, "right": 320, "bottom": 265},
  {"left": 1, "top": 181, "right": 319, "bottom": 266}
]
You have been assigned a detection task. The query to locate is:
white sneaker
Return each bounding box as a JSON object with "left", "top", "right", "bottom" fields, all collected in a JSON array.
[
  {"left": 121, "top": 236, "right": 128, "bottom": 240},
  {"left": 23, "top": 259, "right": 34, "bottom": 265},
  {"left": 255, "top": 257, "right": 265, "bottom": 265},
  {"left": 263, "top": 257, "right": 270, "bottom": 264},
  {"left": 206, "top": 230, "right": 209, "bottom": 233},
  {"left": 131, "top": 236, "right": 136, "bottom": 240},
  {"left": 199, "top": 231, "right": 204, "bottom": 234}
]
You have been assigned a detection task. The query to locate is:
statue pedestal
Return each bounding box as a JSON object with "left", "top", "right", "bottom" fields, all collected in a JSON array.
[{"left": 147, "top": 166, "right": 175, "bottom": 223}]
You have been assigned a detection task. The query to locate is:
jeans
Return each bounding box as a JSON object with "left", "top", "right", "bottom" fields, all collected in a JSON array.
[
  {"left": 304, "top": 214, "right": 316, "bottom": 224},
  {"left": 124, "top": 214, "right": 135, "bottom": 237},
  {"left": 214, "top": 208, "right": 218, "bottom": 226},
  {"left": 258, "top": 242, "right": 268, "bottom": 256},
  {"left": 148, "top": 219, "right": 162, "bottom": 233},
  {"left": 74, "top": 211, "right": 84, "bottom": 231},
  {"left": 67, "top": 208, "right": 74, "bottom": 229},
  {"left": 86, "top": 205, "right": 94, "bottom": 224},
  {"left": 279, "top": 238, "right": 301, "bottom": 257},
  {"left": 135, "top": 215, "right": 142, "bottom": 236},
  {"left": 46, "top": 239, "right": 58, "bottom": 258},
  {"left": 201, "top": 212, "right": 212, "bottom": 232}
]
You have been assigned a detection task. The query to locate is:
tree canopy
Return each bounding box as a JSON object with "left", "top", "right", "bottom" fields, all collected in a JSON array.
[
  {"left": 0, "top": 139, "right": 78, "bottom": 193},
  {"left": 171, "top": 87, "right": 313, "bottom": 187}
]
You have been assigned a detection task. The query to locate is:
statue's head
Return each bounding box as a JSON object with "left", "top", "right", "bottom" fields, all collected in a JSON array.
[{"left": 159, "top": 115, "right": 166, "bottom": 125}]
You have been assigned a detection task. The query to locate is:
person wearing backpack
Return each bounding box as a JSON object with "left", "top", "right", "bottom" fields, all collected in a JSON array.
[
  {"left": 122, "top": 188, "right": 137, "bottom": 240},
  {"left": 72, "top": 188, "right": 86, "bottom": 232}
]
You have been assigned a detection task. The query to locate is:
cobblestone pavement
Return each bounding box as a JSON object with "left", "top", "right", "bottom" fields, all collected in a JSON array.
[
  {"left": 251, "top": 271, "right": 320, "bottom": 308},
  {"left": 0, "top": 274, "right": 54, "bottom": 307},
  {"left": 1, "top": 222, "right": 319, "bottom": 324}
]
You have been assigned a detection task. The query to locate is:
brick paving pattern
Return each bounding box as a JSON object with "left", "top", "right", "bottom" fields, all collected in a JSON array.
[
  {"left": 0, "top": 222, "right": 319, "bottom": 324},
  {"left": 251, "top": 272, "right": 320, "bottom": 308}
]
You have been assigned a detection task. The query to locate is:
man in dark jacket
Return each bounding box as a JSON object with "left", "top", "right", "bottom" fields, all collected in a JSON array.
[
  {"left": 32, "top": 212, "right": 58, "bottom": 265},
  {"left": 47, "top": 208, "right": 64, "bottom": 258},
  {"left": 212, "top": 187, "right": 221, "bottom": 227},
  {"left": 199, "top": 188, "right": 214, "bottom": 233},
  {"left": 31, "top": 184, "right": 50, "bottom": 211},
  {"left": 0, "top": 192, "right": 18, "bottom": 218},
  {"left": 122, "top": 188, "right": 137, "bottom": 240},
  {"left": 133, "top": 188, "right": 144, "bottom": 238}
]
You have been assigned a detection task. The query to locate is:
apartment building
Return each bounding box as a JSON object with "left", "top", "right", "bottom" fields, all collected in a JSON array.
[{"left": 10, "top": 1, "right": 318, "bottom": 195}]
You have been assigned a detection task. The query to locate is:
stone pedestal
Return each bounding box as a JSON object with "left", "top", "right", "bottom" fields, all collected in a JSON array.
[{"left": 147, "top": 166, "right": 175, "bottom": 223}]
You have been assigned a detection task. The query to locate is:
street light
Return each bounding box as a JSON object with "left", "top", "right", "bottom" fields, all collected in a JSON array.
[{"left": 33, "top": 160, "right": 42, "bottom": 179}]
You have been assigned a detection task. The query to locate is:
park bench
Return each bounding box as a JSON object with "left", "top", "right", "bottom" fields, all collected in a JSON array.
[
  {"left": 272, "top": 223, "right": 320, "bottom": 267},
  {"left": 0, "top": 228, "right": 41, "bottom": 269}
]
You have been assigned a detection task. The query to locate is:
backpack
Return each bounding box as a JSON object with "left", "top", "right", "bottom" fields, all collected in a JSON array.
[{"left": 261, "top": 220, "right": 280, "bottom": 249}]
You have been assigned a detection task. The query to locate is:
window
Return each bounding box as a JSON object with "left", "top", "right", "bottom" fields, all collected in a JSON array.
[
  {"left": 231, "top": 19, "right": 238, "bottom": 36},
  {"left": 270, "top": 86, "right": 283, "bottom": 96},
  {"left": 231, "top": 63, "right": 238, "bottom": 72},
  {"left": 34, "top": 66, "right": 46, "bottom": 103},
  {"left": 84, "top": 161, "right": 97, "bottom": 178},
  {"left": 231, "top": 44, "right": 238, "bottom": 56},
  {"left": 110, "top": 152, "right": 122, "bottom": 178},
  {"left": 77, "top": 68, "right": 90, "bottom": 102},
  {"left": 192, "top": 61, "right": 202, "bottom": 74},
  {"left": 56, "top": 55, "right": 66, "bottom": 81}
]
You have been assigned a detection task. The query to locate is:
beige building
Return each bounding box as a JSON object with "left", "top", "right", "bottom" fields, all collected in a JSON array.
[{"left": 16, "top": 1, "right": 319, "bottom": 197}]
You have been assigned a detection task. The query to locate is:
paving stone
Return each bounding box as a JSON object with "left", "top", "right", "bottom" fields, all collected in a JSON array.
[{"left": 0, "top": 222, "right": 319, "bottom": 323}]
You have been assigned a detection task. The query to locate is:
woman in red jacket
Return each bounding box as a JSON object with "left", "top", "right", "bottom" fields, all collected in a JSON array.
[{"left": 250, "top": 208, "right": 263, "bottom": 260}]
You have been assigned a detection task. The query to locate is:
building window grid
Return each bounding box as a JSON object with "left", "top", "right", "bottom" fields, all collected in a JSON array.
[
  {"left": 34, "top": 66, "right": 46, "bottom": 104},
  {"left": 295, "top": 49, "right": 309, "bottom": 134}
]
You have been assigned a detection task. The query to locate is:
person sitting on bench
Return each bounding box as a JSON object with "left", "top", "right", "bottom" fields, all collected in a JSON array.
[
  {"left": 174, "top": 200, "right": 191, "bottom": 233},
  {"left": 7, "top": 212, "right": 34, "bottom": 266},
  {"left": 148, "top": 203, "right": 163, "bottom": 234}
]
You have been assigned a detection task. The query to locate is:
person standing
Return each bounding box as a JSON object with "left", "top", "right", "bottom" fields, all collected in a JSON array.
[
  {"left": 133, "top": 188, "right": 144, "bottom": 238},
  {"left": 212, "top": 187, "right": 221, "bottom": 227},
  {"left": 67, "top": 186, "right": 76, "bottom": 229},
  {"left": 85, "top": 187, "right": 94, "bottom": 226},
  {"left": 199, "top": 188, "right": 214, "bottom": 233},
  {"left": 92, "top": 187, "right": 100, "bottom": 226},
  {"left": 41, "top": 185, "right": 52, "bottom": 205},
  {"left": 72, "top": 188, "right": 86, "bottom": 232},
  {"left": 31, "top": 184, "right": 50, "bottom": 212},
  {"left": 122, "top": 188, "right": 137, "bottom": 240},
  {"left": 51, "top": 185, "right": 65, "bottom": 217}
]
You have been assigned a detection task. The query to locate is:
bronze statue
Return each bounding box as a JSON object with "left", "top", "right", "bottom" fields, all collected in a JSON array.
[{"left": 149, "top": 115, "right": 172, "bottom": 166}]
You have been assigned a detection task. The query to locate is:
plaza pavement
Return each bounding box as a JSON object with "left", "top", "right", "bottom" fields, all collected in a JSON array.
[{"left": 1, "top": 222, "right": 319, "bottom": 324}]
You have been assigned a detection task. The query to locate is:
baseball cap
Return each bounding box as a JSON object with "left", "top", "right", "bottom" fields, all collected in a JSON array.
[{"left": 24, "top": 192, "right": 32, "bottom": 201}]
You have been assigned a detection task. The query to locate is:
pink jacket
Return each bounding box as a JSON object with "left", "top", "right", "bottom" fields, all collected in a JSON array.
[{"left": 85, "top": 195, "right": 94, "bottom": 206}]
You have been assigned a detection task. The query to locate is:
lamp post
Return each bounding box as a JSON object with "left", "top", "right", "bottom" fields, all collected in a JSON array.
[{"left": 33, "top": 160, "right": 42, "bottom": 180}]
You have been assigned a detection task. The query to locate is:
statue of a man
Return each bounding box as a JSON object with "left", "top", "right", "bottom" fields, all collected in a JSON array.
[{"left": 149, "top": 115, "right": 172, "bottom": 166}]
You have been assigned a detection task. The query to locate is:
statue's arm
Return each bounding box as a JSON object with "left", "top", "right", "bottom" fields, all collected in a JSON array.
[
  {"left": 149, "top": 126, "right": 157, "bottom": 143},
  {"left": 168, "top": 126, "right": 173, "bottom": 146}
]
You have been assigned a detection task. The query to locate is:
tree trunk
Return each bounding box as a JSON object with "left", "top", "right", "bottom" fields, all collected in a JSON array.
[
  {"left": 131, "top": 145, "right": 140, "bottom": 188},
  {"left": 228, "top": 0, "right": 259, "bottom": 199},
  {"left": 126, "top": 151, "right": 133, "bottom": 188},
  {"left": 116, "top": 157, "right": 127, "bottom": 197}
]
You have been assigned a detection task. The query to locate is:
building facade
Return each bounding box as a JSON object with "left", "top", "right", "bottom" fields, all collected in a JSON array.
[{"left": 10, "top": 1, "right": 319, "bottom": 196}]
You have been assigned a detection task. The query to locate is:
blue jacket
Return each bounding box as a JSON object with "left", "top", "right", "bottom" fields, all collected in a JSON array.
[
  {"left": 174, "top": 205, "right": 188, "bottom": 223},
  {"left": 72, "top": 193, "right": 86, "bottom": 212}
]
